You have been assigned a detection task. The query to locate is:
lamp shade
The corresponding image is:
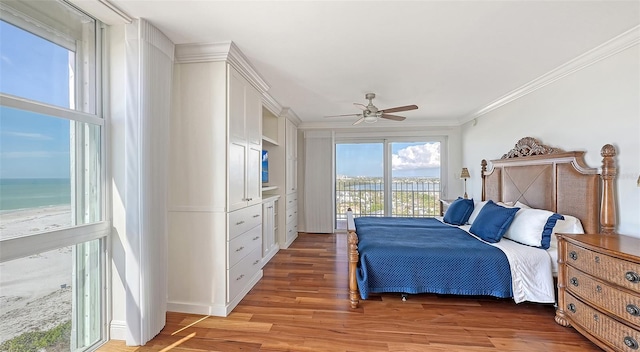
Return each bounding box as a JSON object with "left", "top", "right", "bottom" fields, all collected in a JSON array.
[{"left": 460, "top": 168, "right": 470, "bottom": 179}]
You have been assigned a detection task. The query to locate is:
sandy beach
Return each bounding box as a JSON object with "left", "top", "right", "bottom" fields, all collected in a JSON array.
[{"left": 0, "top": 205, "right": 73, "bottom": 344}]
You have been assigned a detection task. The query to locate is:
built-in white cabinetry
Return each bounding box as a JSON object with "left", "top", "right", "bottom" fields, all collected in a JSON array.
[
  {"left": 262, "top": 196, "right": 280, "bottom": 264},
  {"left": 284, "top": 119, "right": 298, "bottom": 247},
  {"left": 168, "top": 42, "right": 269, "bottom": 317}
]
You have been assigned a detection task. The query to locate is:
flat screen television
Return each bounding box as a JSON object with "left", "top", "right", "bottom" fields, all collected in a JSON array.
[{"left": 262, "top": 150, "right": 268, "bottom": 183}]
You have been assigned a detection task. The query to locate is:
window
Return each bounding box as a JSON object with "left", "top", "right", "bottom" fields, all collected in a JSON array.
[
  {"left": 335, "top": 138, "right": 442, "bottom": 229},
  {"left": 0, "top": 1, "right": 107, "bottom": 351}
]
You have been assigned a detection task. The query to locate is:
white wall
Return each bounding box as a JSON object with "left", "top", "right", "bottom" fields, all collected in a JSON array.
[
  {"left": 108, "top": 23, "right": 127, "bottom": 340},
  {"left": 461, "top": 45, "right": 640, "bottom": 238}
]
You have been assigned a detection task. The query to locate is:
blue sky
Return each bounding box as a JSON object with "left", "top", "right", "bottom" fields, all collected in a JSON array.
[
  {"left": 0, "top": 20, "right": 71, "bottom": 179},
  {"left": 336, "top": 142, "right": 440, "bottom": 178}
]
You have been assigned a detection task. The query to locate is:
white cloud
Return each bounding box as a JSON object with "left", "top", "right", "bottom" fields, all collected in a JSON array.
[
  {"left": 1, "top": 151, "right": 67, "bottom": 158},
  {"left": 2, "top": 131, "right": 53, "bottom": 140},
  {"left": 392, "top": 143, "right": 440, "bottom": 170}
]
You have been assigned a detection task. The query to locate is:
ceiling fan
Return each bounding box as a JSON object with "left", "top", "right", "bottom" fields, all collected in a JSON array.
[{"left": 325, "top": 93, "right": 418, "bottom": 125}]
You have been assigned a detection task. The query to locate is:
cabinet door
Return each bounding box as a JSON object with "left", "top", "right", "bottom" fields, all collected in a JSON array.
[
  {"left": 245, "top": 84, "right": 262, "bottom": 147},
  {"left": 262, "top": 201, "right": 274, "bottom": 256},
  {"left": 246, "top": 146, "right": 262, "bottom": 206},
  {"left": 228, "top": 142, "right": 247, "bottom": 211},
  {"left": 229, "top": 67, "right": 246, "bottom": 144},
  {"left": 286, "top": 156, "right": 297, "bottom": 194}
]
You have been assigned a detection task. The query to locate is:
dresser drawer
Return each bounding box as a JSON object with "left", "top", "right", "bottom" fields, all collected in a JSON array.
[
  {"left": 567, "top": 266, "right": 640, "bottom": 329},
  {"left": 227, "top": 246, "right": 262, "bottom": 302},
  {"left": 566, "top": 242, "right": 640, "bottom": 294},
  {"left": 286, "top": 220, "right": 298, "bottom": 243},
  {"left": 228, "top": 225, "right": 262, "bottom": 268},
  {"left": 286, "top": 206, "right": 298, "bottom": 224},
  {"left": 228, "top": 204, "right": 262, "bottom": 240},
  {"left": 565, "top": 293, "right": 640, "bottom": 352}
]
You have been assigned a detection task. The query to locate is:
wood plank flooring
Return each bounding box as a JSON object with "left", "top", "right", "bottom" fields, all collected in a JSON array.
[{"left": 99, "top": 232, "right": 600, "bottom": 352}]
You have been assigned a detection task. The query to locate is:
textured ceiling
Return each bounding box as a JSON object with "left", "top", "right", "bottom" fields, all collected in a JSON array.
[{"left": 108, "top": 0, "right": 640, "bottom": 128}]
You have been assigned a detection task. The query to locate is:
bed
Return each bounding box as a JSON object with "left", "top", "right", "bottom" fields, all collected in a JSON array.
[{"left": 347, "top": 137, "right": 618, "bottom": 309}]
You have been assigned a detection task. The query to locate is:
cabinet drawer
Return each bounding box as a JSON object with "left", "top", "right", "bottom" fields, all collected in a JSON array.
[
  {"left": 286, "top": 193, "right": 297, "bottom": 210},
  {"left": 286, "top": 207, "right": 298, "bottom": 224},
  {"left": 228, "top": 225, "right": 262, "bottom": 268},
  {"left": 228, "top": 246, "right": 262, "bottom": 302},
  {"left": 565, "top": 293, "right": 640, "bottom": 352},
  {"left": 286, "top": 220, "right": 298, "bottom": 242},
  {"left": 229, "top": 204, "right": 262, "bottom": 240},
  {"left": 566, "top": 242, "right": 640, "bottom": 294},
  {"left": 567, "top": 266, "right": 640, "bottom": 329}
]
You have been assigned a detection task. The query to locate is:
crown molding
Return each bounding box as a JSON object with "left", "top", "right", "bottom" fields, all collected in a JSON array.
[
  {"left": 262, "top": 93, "right": 282, "bottom": 116},
  {"left": 280, "top": 107, "right": 302, "bottom": 126},
  {"left": 461, "top": 24, "right": 640, "bottom": 125},
  {"left": 175, "top": 41, "right": 270, "bottom": 93}
]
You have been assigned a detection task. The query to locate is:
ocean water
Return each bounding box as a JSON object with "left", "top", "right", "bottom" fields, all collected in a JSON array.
[{"left": 0, "top": 178, "right": 71, "bottom": 211}]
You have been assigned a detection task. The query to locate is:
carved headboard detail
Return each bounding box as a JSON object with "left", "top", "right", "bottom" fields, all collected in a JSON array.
[
  {"left": 482, "top": 137, "right": 617, "bottom": 235},
  {"left": 502, "top": 137, "right": 564, "bottom": 159}
]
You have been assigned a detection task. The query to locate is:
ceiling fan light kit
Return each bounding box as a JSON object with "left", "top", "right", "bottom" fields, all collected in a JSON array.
[{"left": 325, "top": 93, "right": 418, "bottom": 125}]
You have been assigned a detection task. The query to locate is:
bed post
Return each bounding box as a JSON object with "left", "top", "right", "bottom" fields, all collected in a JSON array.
[
  {"left": 346, "top": 208, "right": 360, "bottom": 308},
  {"left": 600, "top": 144, "right": 617, "bottom": 234},
  {"left": 481, "top": 159, "right": 487, "bottom": 201}
]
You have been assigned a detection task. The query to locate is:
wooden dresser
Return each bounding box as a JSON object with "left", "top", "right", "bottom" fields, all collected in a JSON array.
[{"left": 556, "top": 233, "right": 640, "bottom": 351}]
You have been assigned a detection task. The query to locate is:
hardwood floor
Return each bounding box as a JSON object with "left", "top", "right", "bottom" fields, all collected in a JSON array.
[{"left": 99, "top": 232, "right": 600, "bottom": 352}]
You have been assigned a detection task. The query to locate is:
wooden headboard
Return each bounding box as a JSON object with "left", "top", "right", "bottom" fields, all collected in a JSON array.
[{"left": 481, "top": 137, "right": 617, "bottom": 235}]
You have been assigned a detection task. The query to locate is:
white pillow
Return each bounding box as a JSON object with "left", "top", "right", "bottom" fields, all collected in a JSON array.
[
  {"left": 548, "top": 215, "right": 585, "bottom": 249},
  {"left": 515, "top": 201, "right": 531, "bottom": 209},
  {"left": 552, "top": 215, "right": 585, "bottom": 234},
  {"left": 503, "top": 208, "right": 561, "bottom": 248},
  {"left": 467, "top": 200, "right": 488, "bottom": 225}
]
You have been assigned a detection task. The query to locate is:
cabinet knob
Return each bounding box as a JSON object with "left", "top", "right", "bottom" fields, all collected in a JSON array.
[
  {"left": 594, "top": 256, "right": 600, "bottom": 263},
  {"left": 570, "top": 277, "right": 579, "bottom": 287},
  {"left": 569, "top": 251, "right": 578, "bottom": 260},
  {"left": 567, "top": 303, "right": 576, "bottom": 313},
  {"left": 627, "top": 304, "right": 640, "bottom": 317},
  {"left": 626, "top": 271, "right": 640, "bottom": 283},
  {"left": 624, "top": 336, "right": 639, "bottom": 350}
]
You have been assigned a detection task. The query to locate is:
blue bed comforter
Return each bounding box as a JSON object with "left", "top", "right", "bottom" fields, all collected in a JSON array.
[{"left": 354, "top": 217, "right": 513, "bottom": 300}]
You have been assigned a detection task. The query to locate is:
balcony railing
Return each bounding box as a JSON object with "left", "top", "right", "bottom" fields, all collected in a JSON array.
[{"left": 336, "top": 178, "right": 441, "bottom": 223}]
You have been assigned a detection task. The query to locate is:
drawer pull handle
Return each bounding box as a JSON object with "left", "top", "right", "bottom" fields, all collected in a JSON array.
[
  {"left": 593, "top": 314, "right": 599, "bottom": 322},
  {"left": 236, "top": 220, "right": 245, "bottom": 226},
  {"left": 596, "top": 285, "right": 602, "bottom": 293},
  {"left": 236, "top": 274, "right": 245, "bottom": 281},
  {"left": 569, "top": 251, "right": 578, "bottom": 260},
  {"left": 627, "top": 304, "right": 640, "bottom": 316},
  {"left": 253, "top": 236, "right": 260, "bottom": 241},
  {"left": 624, "top": 336, "right": 639, "bottom": 350},
  {"left": 570, "top": 277, "right": 579, "bottom": 287},
  {"left": 626, "top": 271, "right": 640, "bottom": 283},
  {"left": 567, "top": 303, "right": 576, "bottom": 313},
  {"left": 253, "top": 259, "right": 260, "bottom": 265},
  {"left": 253, "top": 214, "right": 260, "bottom": 218},
  {"left": 235, "top": 246, "right": 244, "bottom": 252},
  {"left": 594, "top": 256, "right": 600, "bottom": 263}
]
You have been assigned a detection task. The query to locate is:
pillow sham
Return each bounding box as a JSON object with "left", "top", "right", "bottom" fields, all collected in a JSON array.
[
  {"left": 469, "top": 200, "right": 520, "bottom": 243},
  {"left": 515, "top": 201, "right": 531, "bottom": 209},
  {"left": 467, "top": 200, "right": 488, "bottom": 225},
  {"left": 443, "top": 197, "right": 474, "bottom": 225},
  {"left": 503, "top": 208, "right": 564, "bottom": 249}
]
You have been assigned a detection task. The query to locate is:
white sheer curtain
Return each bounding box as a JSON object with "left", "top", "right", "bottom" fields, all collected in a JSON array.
[
  {"left": 303, "top": 131, "right": 334, "bottom": 233},
  {"left": 124, "top": 19, "right": 174, "bottom": 346}
]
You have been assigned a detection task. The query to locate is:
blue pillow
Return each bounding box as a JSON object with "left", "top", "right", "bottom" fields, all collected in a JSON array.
[
  {"left": 540, "top": 213, "right": 564, "bottom": 249},
  {"left": 469, "top": 200, "right": 519, "bottom": 243},
  {"left": 443, "top": 197, "right": 474, "bottom": 225}
]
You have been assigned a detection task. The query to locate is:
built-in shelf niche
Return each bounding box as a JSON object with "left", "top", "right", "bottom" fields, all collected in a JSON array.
[
  {"left": 262, "top": 185, "right": 278, "bottom": 192},
  {"left": 262, "top": 107, "right": 279, "bottom": 145}
]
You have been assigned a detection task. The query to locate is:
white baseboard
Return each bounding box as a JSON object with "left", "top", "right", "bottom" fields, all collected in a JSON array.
[
  {"left": 109, "top": 320, "right": 127, "bottom": 341},
  {"left": 167, "top": 270, "right": 263, "bottom": 317}
]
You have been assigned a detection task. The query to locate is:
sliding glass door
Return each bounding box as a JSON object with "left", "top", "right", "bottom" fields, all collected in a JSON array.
[{"left": 335, "top": 139, "right": 442, "bottom": 229}]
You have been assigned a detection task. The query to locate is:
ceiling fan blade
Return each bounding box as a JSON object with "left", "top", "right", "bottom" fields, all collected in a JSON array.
[
  {"left": 380, "top": 104, "right": 418, "bottom": 114},
  {"left": 353, "top": 103, "right": 368, "bottom": 111},
  {"left": 380, "top": 113, "right": 406, "bottom": 121},
  {"left": 324, "top": 113, "right": 361, "bottom": 118},
  {"left": 353, "top": 117, "right": 365, "bottom": 125}
]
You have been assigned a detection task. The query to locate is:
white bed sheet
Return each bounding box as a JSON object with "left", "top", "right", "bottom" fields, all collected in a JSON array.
[{"left": 437, "top": 217, "right": 556, "bottom": 304}]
